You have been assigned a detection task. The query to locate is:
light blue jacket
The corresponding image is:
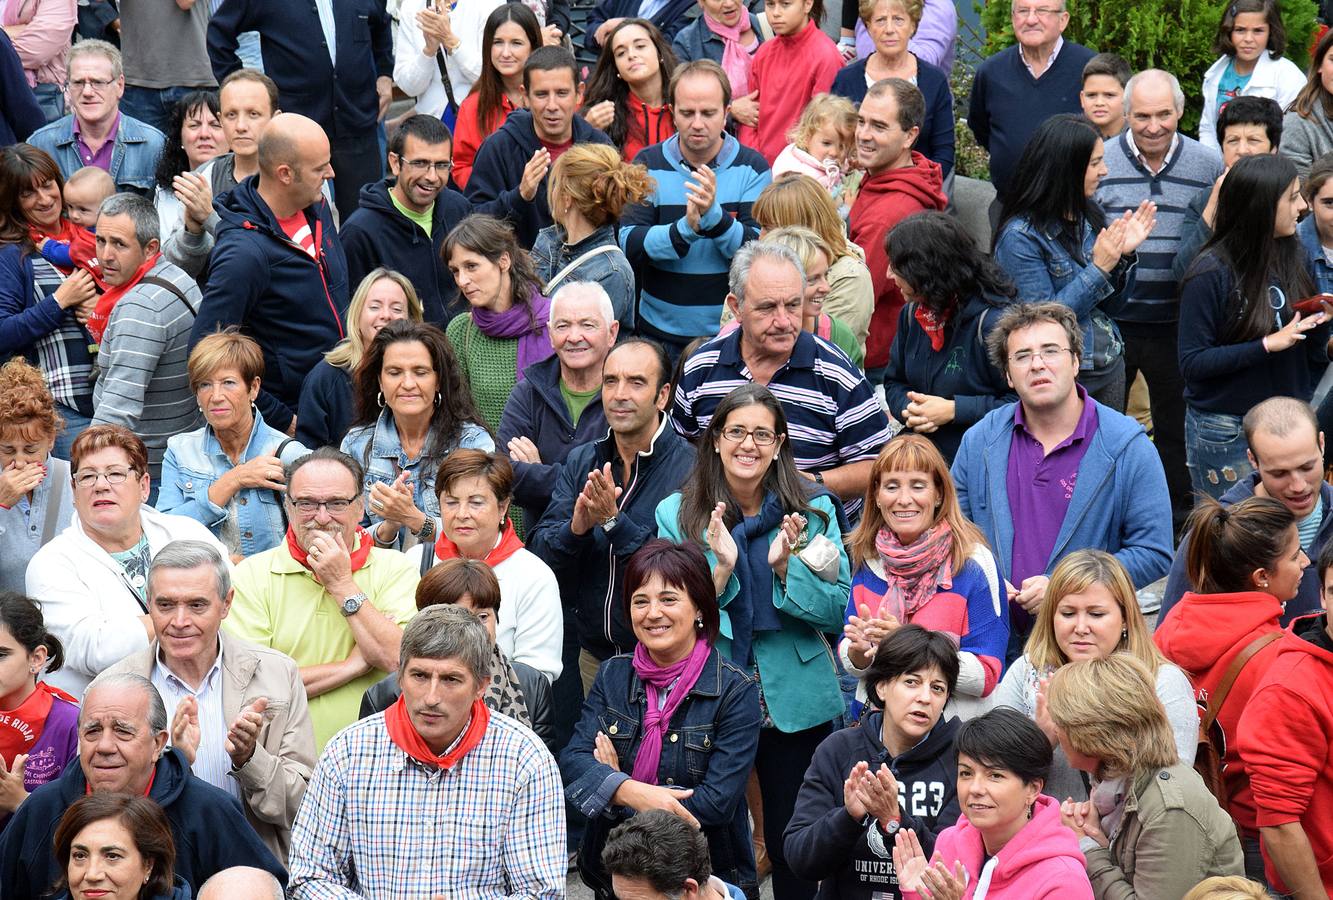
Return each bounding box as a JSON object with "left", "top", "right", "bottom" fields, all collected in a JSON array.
[
  {"left": 156, "top": 409, "right": 309, "bottom": 558},
  {"left": 26, "top": 113, "right": 165, "bottom": 195},
  {"left": 655, "top": 491, "right": 850, "bottom": 734},
  {"left": 949, "top": 399, "right": 1173, "bottom": 594},
  {"left": 340, "top": 409, "right": 493, "bottom": 548}
]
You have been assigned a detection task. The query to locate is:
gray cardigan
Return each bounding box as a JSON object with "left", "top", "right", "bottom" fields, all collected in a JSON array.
[
  {"left": 1281, "top": 104, "right": 1333, "bottom": 178},
  {"left": 0, "top": 456, "right": 71, "bottom": 593}
]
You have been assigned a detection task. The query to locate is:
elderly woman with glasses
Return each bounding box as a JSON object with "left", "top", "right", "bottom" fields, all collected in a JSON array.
[{"left": 24, "top": 425, "right": 229, "bottom": 697}]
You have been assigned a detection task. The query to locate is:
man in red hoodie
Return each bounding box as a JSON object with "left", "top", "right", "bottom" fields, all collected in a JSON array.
[
  {"left": 848, "top": 77, "right": 947, "bottom": 376},
  {"left": 1237, "top": 543, "right": 1333, "bottom": 900}
]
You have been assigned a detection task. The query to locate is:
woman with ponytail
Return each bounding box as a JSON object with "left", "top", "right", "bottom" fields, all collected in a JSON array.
[
  {"left": 0, "top": 592, "right": 77, "bottom": 823},
  {"left": 532, "top": 144, "right": 652, "bottom": 329},
  {"left": 1155, "top": 495, "right": 1305, "bottom": 882}
]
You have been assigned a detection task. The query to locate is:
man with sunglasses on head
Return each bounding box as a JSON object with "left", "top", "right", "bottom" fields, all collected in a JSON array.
[
  {"left": 225, "top": 446, "right": 418, "bottom": 752},
  {"left": 339, "top": 115, "right": 473, "bottom": 327}
]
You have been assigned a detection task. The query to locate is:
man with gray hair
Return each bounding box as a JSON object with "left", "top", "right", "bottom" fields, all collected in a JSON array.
[
  {"left": 672, "top": 240, "right": 891, "bottom": 517},
  {"left": 500, "top": 281, "right": 618, "bottom": 528},
  {"left": 90, "top": 193, "right": 201, "bottom": 494},
  {"left": 102, "top": 539, "right": 316, "bottom": 863},
  {"left": 288, "top": 604, "right": 565, "bottom": 899},
  {"left": 0, "top": 672, "right": 286, "bottom": 896},
  {"left": 1097, "top": 68, "right": 1225, "bottom": 533}
]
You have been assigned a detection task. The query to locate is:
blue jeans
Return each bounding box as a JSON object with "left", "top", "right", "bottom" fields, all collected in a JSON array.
[
  {"left": 1185, "top": 406, "right": 1254, "bottom": 503},
  {"left": 119, "top": 85, "right": 195, "bottom": 137},
  {"left": 52, "top": 403, "right": 93, "bottom": 461},
  {"left": 32, "top": 83, "right": 65, "bottom": 123}
]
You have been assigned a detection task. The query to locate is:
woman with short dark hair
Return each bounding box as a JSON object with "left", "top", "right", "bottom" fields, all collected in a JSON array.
[
  {"left": 152, "top": 91, "right": 226, "bottom": 243},
  {"left": 52, "top": 793, "right": 189, "bottom": 899}
]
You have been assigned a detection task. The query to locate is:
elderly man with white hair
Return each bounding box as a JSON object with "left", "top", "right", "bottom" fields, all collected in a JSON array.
[
  {"left": 1096, "top": 68, "right": 1224, "bottom": 534},
  {"left": 498, "top": 281, "right": 619, "bottom": 528}
]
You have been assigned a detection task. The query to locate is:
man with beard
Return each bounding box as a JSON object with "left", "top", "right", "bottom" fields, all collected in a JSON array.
[{"left": 225, "top": 446, "right": 418, "bottom": 750}]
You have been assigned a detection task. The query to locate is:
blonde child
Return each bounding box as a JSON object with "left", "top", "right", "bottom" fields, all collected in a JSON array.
[{"left": 772, "top": 94, "right": 855, "bottom": 199}]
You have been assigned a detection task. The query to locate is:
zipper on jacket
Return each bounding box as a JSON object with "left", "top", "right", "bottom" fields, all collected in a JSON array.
[{"left": 603, "top": 451, "right": 644, "bottom": 651}]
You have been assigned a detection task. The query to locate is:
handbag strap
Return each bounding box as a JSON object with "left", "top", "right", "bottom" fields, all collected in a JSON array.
[
  {"left": 1200, "top": 631, "right": 1283, "bottom": 734},
  {"left": 543, "top": 244, "right": 620, "bottom": 296},
  {"left": 139, "top": 275, "right": 198, "bottom": 318},
  {"left": 434, "top": 47, "right": 459, "bottom": 111},
  {"left": 272, "top": 437, "right": 296, "bottom": 528},
  {"left": 39, "top": 471, "right": 66, "bottom": 546}
]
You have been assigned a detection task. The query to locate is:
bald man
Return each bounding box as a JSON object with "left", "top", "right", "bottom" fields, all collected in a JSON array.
[
  {"left": 190, "top": 113, "right": 350, "bottom": 436},
  {"left": 198, "top": 867, "right": 285, "bottom": 900}
]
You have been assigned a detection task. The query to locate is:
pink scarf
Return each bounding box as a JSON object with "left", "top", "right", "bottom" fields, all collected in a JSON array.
[
  {"left": 629, "top": 638, "right": 711, "bottom": 784},
  {"left": 873, "top": 521, "right": 954, "bottom": 622},
  {"left": 703, "top": 13, "right": 754, "bottom": 98}
]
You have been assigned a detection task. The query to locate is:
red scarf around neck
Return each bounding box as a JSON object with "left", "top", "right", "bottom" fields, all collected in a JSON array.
[
  {"left": 0, "top": 681, "right": 77, "bottom": 763},
  {"left": 434, "top": 519, "right": 524, "bottom": 566},
  {"left": 285, "top": 526, "right": 374, "bottom": 576},
  {"left": 385, "top": 695, "right": 489, "bottom": 769},
  {"left": 87, "top": 252, "right": 162, "bottom": 344},
  {"left": 913, "top": 303, "right": 955, "bottom": 352}
]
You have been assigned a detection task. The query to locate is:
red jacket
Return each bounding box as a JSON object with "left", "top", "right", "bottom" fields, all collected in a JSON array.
[
  {"left": 622, "top": 92, "right": 675, "bottom": 163},
  {"left": 1237, "top": 614, "right": 1333, "bottom": 896},
  {"left": 1153, "top": 590, "right": 1286, "bottom": 831},
  {"left": 452, "top": 91, "right": 516, "bottom": 191},
  {"left": 848, "top": 151, "right": 947, "bottom": 369},
  {"left": 739, "top": 19, "right": 841, "bottom": 164}
]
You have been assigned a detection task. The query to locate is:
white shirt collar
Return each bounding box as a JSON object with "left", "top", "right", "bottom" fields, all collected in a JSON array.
[
  {"left": 1020, "top": 35, "right": 1063, "bottom": 78},
  {"left": 1124, "top": 129, "right": 1180, "bottom": 174}
]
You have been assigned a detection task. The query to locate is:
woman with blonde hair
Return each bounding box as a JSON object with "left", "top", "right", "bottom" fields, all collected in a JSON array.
[
  {"left": 840, "top": 433, "right": 1007, "bottom": 719},
  {"left": 1182, "top": 876, "right": 1273, "bottom": 900},
  {"left": 0, "top": 358, "right": 70, "bottom": 591},
  {"left": 296, "top": 268, "right": 424, "bottom": 449},
  {"left": 752, "top": 173, "right": 874, "bottom": 353},
  {"left": 994, "top": 550, "right": 1198, "bottom": 802},
  {"left": 1047, "top": 654, "right": 1243, "bottom": 898},
  {"left": 532, "top": 144, "right": 652, "bottom": 328}
]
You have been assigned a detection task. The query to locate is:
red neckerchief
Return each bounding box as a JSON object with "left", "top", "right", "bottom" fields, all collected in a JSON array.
[
  {"left": 0, "top": 682, "right": 76, "bottom": 763},
  {"left": 86, "top": 768, "right": 155, "bottom": 796},
  {"left": 434, "top": 519, "right": 524, "bottom": 566},
  {"left": 87, "top": 252, "right": 162, "bottom": 343},
  {"left": 913, "top": 302, "right": 954, "bottom": 352},
  {"left": 385, "top": 695, "right": 489, "bottom": 769},
  {"left": 284, "top": 526, "right": 374, "bottom": 575}
]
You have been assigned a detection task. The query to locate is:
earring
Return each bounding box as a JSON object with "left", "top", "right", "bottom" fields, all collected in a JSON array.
[
  {"left": 1260, "top": 579, "right": 1270, "bottom": 588},
  {"left": 376, "top": 391, "right": 385, "bottom": 408},
  {"left": 695, "top": 616, "right": 704, "bottom": 630},
  {"left": 435, "top": 391, "right": 442, "bottom": 406},
  {"left": 1026, "top": 802, "right": 1034, "bottom": 820}
]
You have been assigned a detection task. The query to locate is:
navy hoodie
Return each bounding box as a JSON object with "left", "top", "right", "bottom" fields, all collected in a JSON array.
[
  {"left": 784, "top": 712, "right": 961, "bottom": 900},
  {"left": 340, "top": 178, "right": 473, "bottom": 326},
  {"left": 465, "top": 110, "right": 614, "bottom": 247},
  {"left": 0, "top": 748, "right": 286, "bottom": 898},
  {"left": 190, "top": 175, "right": 348, "bottom": 433},
  {"left": 0, "top": 31, "right": 43, "bottom": 145}
]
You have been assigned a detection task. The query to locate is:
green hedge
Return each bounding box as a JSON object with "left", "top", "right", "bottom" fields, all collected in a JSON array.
[{"left": 976, "top": 0, "right": 1320, "bottom": 133}]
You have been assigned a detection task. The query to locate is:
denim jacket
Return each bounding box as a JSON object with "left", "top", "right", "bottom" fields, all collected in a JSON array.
[
  {"left": 561, "top": 647, "right": 761, "bottom": 897},
  {"left": 1300, "top": 214, "right": 1333, "bottom": 296},
  {"left": 994, "top": 213, "right": 1135, "bottom": 372},
  {"left": 157, "top": 409, "right": 310, "bottom": 558},
  {"left": 26, "top": 113, "right": 166, "bottom": 195},
  {"left": 531, "top": 223, "right": 637, "bottom": 330},
  {"left": 340, "top": 409, "right": 494, "bottom": 547}
]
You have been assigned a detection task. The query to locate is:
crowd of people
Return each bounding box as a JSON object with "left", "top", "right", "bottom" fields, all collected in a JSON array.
[{"left": 2, "top": 0, "right": 1333, "bottom": 898}]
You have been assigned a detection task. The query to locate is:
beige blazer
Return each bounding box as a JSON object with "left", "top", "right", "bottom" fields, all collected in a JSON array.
[{"left": 103, "top": 631, "right": 316, "bottom": 863}]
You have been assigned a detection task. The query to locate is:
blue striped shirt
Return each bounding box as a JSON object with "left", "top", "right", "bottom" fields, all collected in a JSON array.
[{"left": 671, "top": 329, "right": 891, "bottom": 518}]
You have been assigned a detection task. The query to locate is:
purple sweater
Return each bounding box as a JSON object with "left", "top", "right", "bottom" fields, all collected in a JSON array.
[{"left": 0, "top": 692, "right": 78, "bottom": 829}]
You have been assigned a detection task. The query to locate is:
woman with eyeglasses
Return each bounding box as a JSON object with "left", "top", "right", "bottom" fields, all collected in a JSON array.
[
  {"left": 657, "top": 383, "right": 850, "bottom": 900},
  {"left": 23, "top": 425, "right": 230, "bottom": 698},
  {"left": 1178, "top": 153, "right": 1327, "bottom": 502}
]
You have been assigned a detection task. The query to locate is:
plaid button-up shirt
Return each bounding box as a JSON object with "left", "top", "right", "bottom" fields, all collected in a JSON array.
[{"left": 288, "top": 709, "right": 566, "bottom": 899}]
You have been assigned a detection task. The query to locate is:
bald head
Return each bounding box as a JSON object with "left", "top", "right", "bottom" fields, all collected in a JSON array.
[
  {"left": 197, "top": 867, "right": 284, "bottom": 900},
  {"left": 1245, "top": 397, "right": 1322, "bottom": 448},
  {"left": 1125, "top": 69, "right": 1185, "bottom": 115},
  {"left": 256, "top": 113, "right": 333, "bottom": 211},
  {"left": 257, "top": 113, "right": 327, "bottom": 174}
]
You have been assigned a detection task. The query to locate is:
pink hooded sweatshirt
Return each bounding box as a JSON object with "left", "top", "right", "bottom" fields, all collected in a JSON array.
[{"left": 903, "top": 795, "right": 1094, "bottom": 900}]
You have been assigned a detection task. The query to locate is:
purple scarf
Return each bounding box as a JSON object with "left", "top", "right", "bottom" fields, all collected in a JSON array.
[
  {"left": 630, "top": 638, "right": 712, "bottom": 784},
  {"left": 470, "top": 288, "right": 553, "bottom": 382}
]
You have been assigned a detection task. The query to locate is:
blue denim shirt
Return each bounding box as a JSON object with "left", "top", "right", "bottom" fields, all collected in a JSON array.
[
  {"left": 340, "top": 409, "right": 494, "bottom": 547},
  {"left": 1299, "top": 214, "right": 1333, "bottom": 295},
  {"left": 994, "top": 213, "right": 1135, "bottom": 372},
  {"left": 531, "top": 223, "right": 637, "bottom": 330},
  {"left": 26, "top": 113, "right": 166, "bottom": 195},
  {"left": 157, "top": 409, "right": 309, "bottom": 558},
  {"left": 560, "top": 647, "right": 761, "bottom": 896}
]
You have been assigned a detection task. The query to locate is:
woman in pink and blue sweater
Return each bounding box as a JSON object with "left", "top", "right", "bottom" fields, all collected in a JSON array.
[{"left": 840, "top": 434, "right": 1008, "bottom": 721}]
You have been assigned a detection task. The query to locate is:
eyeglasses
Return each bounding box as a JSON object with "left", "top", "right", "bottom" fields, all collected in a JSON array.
[
  {"left": 398, "top": 157, "right": 454, "bottom": 174},
  {"left": 73, "top": 468, "right": 135, "bottom": 488},
  {"left": 66, "top": 78, "right": 117, "bottom": 94},
  {"left": 287, "top": 496, "right": 360, "bottom": 514},
  {"left": 1008, "top": 346, "right": 1074, "bottom": 367},
  {"left": 1011, "top": 5, "right": 1064, "bottom": 19},
  {"left": 720, "top": 425, "right": 779, "bottom": 446}
]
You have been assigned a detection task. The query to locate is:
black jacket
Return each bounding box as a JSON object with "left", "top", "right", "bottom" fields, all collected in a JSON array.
[
  {"left": 296, "top": 359, "right": 354, "bottom": 451},
  {"left": 0, "top": 31, "right": 43, "bottom": 145},
  {"left": 527, "top": 415, "right": 696, "bottom": 660},
  {"left": 359, "top": 659, "right": 556, "bottom": 753},
  {"left": 464, "top": 110, "right": 614, "bottom": 247},
  {"left": 340, "top": 178, "right": 473, "bottom": 326},
  {"left": 784, "top": 712, "right": 961, "bottom": 900},
  {"left": 190, "top": 175, "right": 349, "bottom": 433},
  {"left": 0, "top": 748, "right": 286, "bottom": 899},
  {"left": 584, "top": 0, "right": 697, "bottom": 51},
  {"left": 207, "top": 0, "right": 393, "bottom": 138}
]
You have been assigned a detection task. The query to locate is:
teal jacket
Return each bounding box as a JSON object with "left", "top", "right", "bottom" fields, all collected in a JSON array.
[{"left": 656, "top": 491, "right": 849, "bottom": 733}]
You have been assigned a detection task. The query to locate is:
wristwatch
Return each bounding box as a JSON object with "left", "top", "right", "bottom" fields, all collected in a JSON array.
[
  {"left": 416, "top": 517, "right": 437, "bottom": 542},
  {"left": 600, "top": 515, "right": 619, "bottom": 534},
  {"left": 339, "top": 592, "right": 368, "bottom": 617},
  {"left": 880, "top": 816, "right": 901, "bottom": 836},
  {"left": 813, "top": 471, "right": 825, "bottom": 484}
]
